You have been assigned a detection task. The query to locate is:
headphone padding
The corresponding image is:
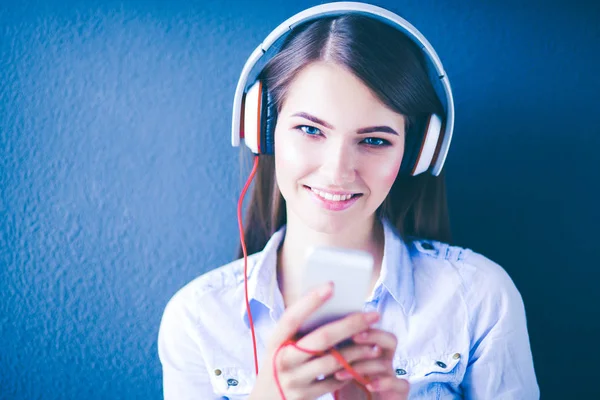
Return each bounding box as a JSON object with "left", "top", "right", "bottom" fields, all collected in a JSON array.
[
  {"left": 258, "top": 82, "right": 268, "bottom": 154},
  {"left": 263, "top": 88, "right": 277, "bottom": 155}
]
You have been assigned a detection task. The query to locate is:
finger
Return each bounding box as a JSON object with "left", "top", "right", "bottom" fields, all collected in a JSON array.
[
  {"left": 271, "top": 282, "right": 334, "bottom": 346},
  {"left": 293, "top": 344, "right": 381, "bottom": 383},
  {"left": 334, "top": 358, "right": 392, "bottom": 381},
  {"left": 353, "top": 328, "right": 398, "bottom": 357},
  {"left": 288, "top": 311, "right": 380, "bottom": 366},
  {"left": 367, "top": 376, "right": 410, "bottom": 396}
]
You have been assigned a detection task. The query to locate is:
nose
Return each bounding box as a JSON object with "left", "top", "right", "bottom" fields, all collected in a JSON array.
[{"left": 320, "top": 139, "right": 356, "bottom": 186}]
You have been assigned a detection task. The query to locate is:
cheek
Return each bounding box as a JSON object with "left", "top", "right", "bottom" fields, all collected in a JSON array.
[
  {"left": 374, "top": 153, "right": 403, "bottom": 190},
  {"left": 274, "top": 132, "right": 296, "bottom": 167},
  {"left": 274, "top": 130, "right": 313, "bottom": 186}
]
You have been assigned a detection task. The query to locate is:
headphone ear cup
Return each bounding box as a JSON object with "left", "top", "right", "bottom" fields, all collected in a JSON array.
[
  {"left": 400, "top": 114, "right": 443, "bottom": 176},
  {"left": 242, "top": 80, "right": 262, "bottom": 154},
  {"left": 412, "top": 114, "right": 442, "bottom": 176},
  {"left": 261, "top": 86, "right": 277, "bottom": 155}
]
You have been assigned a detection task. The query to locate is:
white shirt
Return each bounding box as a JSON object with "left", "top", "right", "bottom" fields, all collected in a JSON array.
[{"left": 158, "top": 219, "right": 539, "bottom": 399}]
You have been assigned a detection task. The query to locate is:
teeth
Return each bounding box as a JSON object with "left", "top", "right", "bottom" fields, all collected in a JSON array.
[{"left": 310, "top": 188, "right": 354, "bottom": 201}]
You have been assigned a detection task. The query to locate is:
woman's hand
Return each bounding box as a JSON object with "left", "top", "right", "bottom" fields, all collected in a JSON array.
[
  {"left": 333, "top": 328, "right": 409, "bottom": 400},
  {"left": 249, "top": 282, "right": 382, "bottom": 400}
]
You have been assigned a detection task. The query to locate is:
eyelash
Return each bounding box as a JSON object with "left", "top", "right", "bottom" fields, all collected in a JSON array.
[{"left": 294, "top": 125, "right": 391, "bottom": 147}]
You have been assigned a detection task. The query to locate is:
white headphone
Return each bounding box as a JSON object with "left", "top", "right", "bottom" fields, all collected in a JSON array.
[{"left": 231, "top": 1, "right": 455, "bottom": 176}]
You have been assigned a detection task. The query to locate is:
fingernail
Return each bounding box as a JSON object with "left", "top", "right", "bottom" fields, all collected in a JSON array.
[
  {"left": 367, "top": 379, "right": 379, "bottom": 391},
  {"left": 317, "top": 282, "right": 333, "bottom": 298},
  {"left": 336, "top": 371, "right": 351, "bottom": 380},
  {"left": 398, "top": 378, "right": 409, "bottom": 391},
  {"left": 365, "top": 312, "right": 380, "bottom": 323},
  {"left": 371, "top": 345, "right": 380, "bottom": 354}
]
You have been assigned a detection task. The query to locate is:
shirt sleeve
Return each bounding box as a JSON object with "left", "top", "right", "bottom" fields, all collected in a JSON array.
[
  {"left": 158, "top": 288, "right": 219, "bottom": 400},
  {"left": 458, "top": 252, "right": 540, "bottom": 399}
]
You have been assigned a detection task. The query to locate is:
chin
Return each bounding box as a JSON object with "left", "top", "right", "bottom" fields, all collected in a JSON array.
[
  {"left": 305, "top": 215, "right": 349, "bottom": 234},
  {"left": 299, "top": 208, "right": 370, "bottom": 235}
]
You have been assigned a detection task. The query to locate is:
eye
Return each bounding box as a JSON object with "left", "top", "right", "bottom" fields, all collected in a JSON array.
[
  {"left": 296, "top": 125, "right": 322, "bottom": 136},
  {"left": 362, "top": 137, "right": 390, "bottom": 147}
]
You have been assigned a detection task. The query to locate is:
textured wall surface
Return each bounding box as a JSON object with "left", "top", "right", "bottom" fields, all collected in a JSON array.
[{"left": 1, "top": 0, "right": 599, "bottom": 399}]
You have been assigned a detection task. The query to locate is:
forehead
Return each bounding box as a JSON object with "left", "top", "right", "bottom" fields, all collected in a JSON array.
[{"left": 279, "top": 61, "right": 404, "bottom": 128}]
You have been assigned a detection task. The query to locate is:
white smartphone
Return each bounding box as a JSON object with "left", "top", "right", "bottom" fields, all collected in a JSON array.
[{"left": 298, "top": 246, "right": 374, "bottom": 335}]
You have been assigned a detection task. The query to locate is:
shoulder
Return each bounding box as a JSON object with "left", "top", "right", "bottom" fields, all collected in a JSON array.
[
  {"left": 158, "top": 254, "right": 261, "bottom": 360},
  {"left": 177, "top": 253, "right": 260, "bottom": 298},
  {"left": 409, "top": 238, "right": 520, "bottom": 298},
  {"left": 402, "top": 238, "right": 538, "bottom": 396},
  {"left": 157, "top": 255, "right": 258, "bottom": 376},
  {"left": 159, "top": 253, "right": 260, "bottom": 324},
  {"left": 407, "top": 238, "right": 526, "bottom": 330}
]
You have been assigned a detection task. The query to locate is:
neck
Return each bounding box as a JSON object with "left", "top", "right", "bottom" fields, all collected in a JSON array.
[{"left": 277, "top": 213, "right": 385, "bottom": 307}]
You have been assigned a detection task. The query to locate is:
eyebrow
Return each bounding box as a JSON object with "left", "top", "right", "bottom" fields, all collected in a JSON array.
[{"left": 291, "top": 112, "right": 400, "bottom": 136}]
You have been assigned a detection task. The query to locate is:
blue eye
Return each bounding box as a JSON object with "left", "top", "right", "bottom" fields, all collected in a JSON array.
[
  {"left": 362, "top": 137, "right": 390, "bottom": 146},
  {"left": 297, "top": 125, "right": 322, "bottom": 136}
]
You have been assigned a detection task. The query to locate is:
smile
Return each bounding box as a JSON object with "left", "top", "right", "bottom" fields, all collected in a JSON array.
[
  {"left": 304, "top": 185, "right": 363, "bottom": 212},
  {"left": 305, "top": 186, "right": 362, "bottom": 201}
]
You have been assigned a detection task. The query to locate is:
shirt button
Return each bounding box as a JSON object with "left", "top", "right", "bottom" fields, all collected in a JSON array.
[
  {"left": 214, "top": 369, "right": 222, "bottom": 376},
  {"left": 453, "top": 353, "right": 461, "bottom": 360},
  {"left": 436, "top": 361, "right": 447, "bottom": 368},
  {"left": 422, "top": 242, "right": 434, "bottom": 250},
  {"left": 395, "top": 368, "right": 407, "bottom": 376},
  {"left": 227, "top": 378, "right": 238, "bottom": 387}
]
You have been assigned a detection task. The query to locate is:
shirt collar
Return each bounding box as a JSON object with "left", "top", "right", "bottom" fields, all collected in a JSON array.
[
  {"left": 376, "top": 218, "right": 416, "bottom": 316},
  {"left": 240, "top": 218, "right": 416, "bottom": 327},
  {"left": 240, "top": 226, "right": 286, "bottom": 326}
]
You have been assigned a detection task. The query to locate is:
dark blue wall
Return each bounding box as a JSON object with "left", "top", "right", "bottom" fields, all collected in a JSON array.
[{"left": 1, "top": 0, "right": 598, "bottom": 399}]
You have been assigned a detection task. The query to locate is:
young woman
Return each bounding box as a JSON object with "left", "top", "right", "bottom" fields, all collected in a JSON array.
[{"left": 158, "top": 4, "right": 539, "bottom": 399}]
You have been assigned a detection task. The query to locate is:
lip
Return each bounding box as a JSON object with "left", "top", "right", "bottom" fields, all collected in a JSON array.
[{"left": 304, "top": 185, "right": 363, "bottom": 211}]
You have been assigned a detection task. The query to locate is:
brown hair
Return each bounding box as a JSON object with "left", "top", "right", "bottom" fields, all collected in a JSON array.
[{"left": 237, "top": 14, "right": 452, "bottom": 258}]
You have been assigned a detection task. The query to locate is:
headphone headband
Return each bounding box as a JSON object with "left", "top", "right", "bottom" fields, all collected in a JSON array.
[{"left": 231, "top": 1, "right": 455, "bottom": 176}]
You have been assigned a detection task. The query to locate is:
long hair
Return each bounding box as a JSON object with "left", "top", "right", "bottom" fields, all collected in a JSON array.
[{"left": 237, "top": 14, "right": 452, "bottom": 258}]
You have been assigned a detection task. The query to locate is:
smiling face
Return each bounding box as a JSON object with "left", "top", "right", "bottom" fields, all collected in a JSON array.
[{"left": 274, "top": 61, "right": 406, "bottom": 234}]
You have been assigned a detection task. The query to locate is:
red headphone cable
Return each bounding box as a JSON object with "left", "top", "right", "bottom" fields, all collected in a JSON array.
[
  {"left": 238, "top": 155, "right": 261, "bottom": 374},
  {"left": 237, "top": 155, "right": 372, "bottom": 400}
]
